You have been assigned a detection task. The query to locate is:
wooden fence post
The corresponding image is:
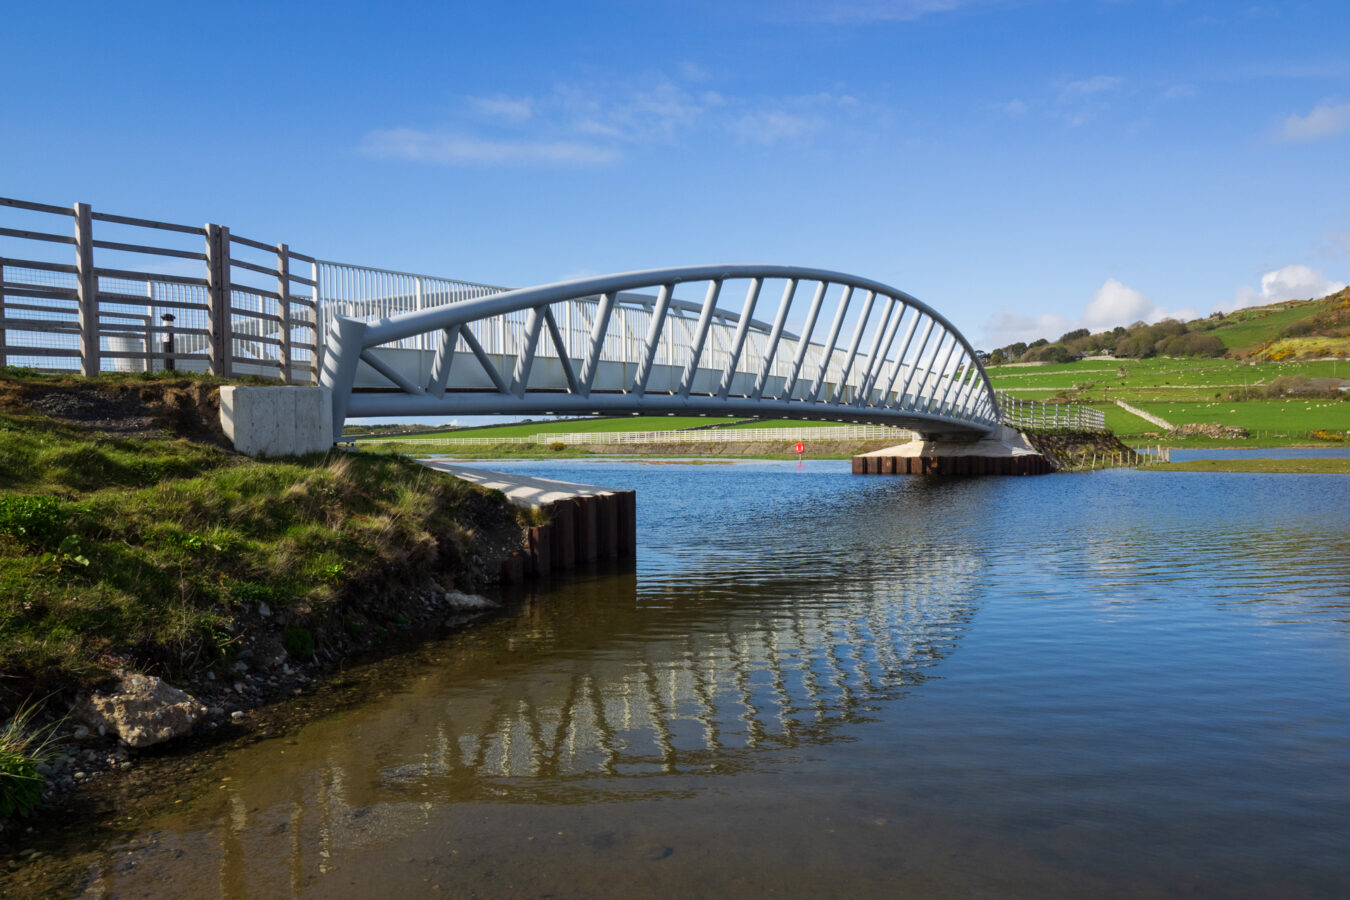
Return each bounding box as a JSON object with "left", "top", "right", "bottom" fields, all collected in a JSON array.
[
  {"left": 310, "top": 259, "right": 322, "bottom": 382},
  {"left": 74, "top": 201, "right": 99, "bottom": 376},
  {"left": 277, "top": 243, "right": 292, "bottom": 384},
  {"left": 205, "top": 223, "right": 232, "bottom": 377}
]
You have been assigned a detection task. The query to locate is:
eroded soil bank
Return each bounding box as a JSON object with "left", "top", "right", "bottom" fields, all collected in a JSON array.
[{"left": 0, "top": 372, "right": 531, "bottom": 846}]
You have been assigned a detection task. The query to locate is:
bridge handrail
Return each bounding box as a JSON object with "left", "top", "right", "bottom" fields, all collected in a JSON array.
[
  {"left": 996, "top": 392, "right": 1105, "bottom": 431},
  {"left": 360, "top": 425, "right": 914, "bottom": 446}
]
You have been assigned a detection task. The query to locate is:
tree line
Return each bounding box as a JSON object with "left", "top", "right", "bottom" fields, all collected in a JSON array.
[{"left": 987, "top": 317, "right": 1226, "bottom": 365}]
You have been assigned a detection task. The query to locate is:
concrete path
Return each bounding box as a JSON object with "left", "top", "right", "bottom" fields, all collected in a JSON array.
[{"left": 419, "top": 460, "right": 618, "bottom": 508}]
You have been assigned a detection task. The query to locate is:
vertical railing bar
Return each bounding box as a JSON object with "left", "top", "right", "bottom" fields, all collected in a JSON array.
[
  {"left": 779, "top": 280, "right": 828, "bottom": 401},
  {"left": 579, "top": 291, "right": 616, "bottom": 397},
  {"left": 934, "top": 357, "right": 968, "bottom": 414},
  {"left": 633, "top": 283, "right": 675, "bottom": 396},
  {"left": 894, "top": 317, "right": 935, "bottom": 409},
  {"left": 426, "top": 324, "right": 462, "bottom": 397},
  {"left": 678, "top": 279, "right": 723, "bottom": 397},
  {"left": 951, "top": 365, "right": 979, "bottom": 418},
  {"left": 853, "top": 295, "right": 900, "bottom": 405},
  {"left": 878, "top": 306, "right": 919, "bottom": 406},
  {"left": 542, "top": 306, "right": 581, "bottom": 395},
  {"left": 807, "top": 285, "right": 854, "bottom": 403},
  {"left": 716, "top": 278, "right": 763, "bottom": 399},
  {"left": 826, "top": 290, "right": 876, "bottom": 405},
  {"left": 751, "top": 278, "right": 798, "bottom": 399},
  {"left": 920, "top": 335, "right": 958, "bottom": 414},
  {"left": 509, "top": 306, "right": 546, "bottom": 397}
]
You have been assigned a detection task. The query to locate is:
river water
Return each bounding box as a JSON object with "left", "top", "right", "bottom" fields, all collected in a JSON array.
[{"left": 38, "top": 462, "right": 1350, "bottom": 897}]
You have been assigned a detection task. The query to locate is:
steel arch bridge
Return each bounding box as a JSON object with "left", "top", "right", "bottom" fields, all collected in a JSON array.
[{"left": 319, "top": 265, "right": 999, "bottom": 437}]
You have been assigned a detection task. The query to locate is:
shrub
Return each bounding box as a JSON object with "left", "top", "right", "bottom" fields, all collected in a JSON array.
[
  {"left": 0, "top": 702, "right": 58, "bottom": 820},
  {"left": 549, "top": 441, "right": 567, "bottom": 452},
  {"left": 0, "top": 495, "right": 67, "bottom": 547}
]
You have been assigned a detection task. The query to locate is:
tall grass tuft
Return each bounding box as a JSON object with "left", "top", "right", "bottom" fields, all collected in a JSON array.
[{"left": 0, "top": 700, "right": 59, "bottom": 819}]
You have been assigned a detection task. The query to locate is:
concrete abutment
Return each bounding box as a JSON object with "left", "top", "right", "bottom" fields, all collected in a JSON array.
[{"left": 852, "top": 425, "right": 1053, "bottom": 477}]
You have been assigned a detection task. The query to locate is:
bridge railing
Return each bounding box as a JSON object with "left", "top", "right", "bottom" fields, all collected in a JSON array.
[
  {"left": 362, "top": 425, "right": 915, "bottom": 446},
  {"left": 0, "top": 197, "right": 320, "bottom": 382},
  {"left": 997, "top": 392, "right": 1105, "bottom": 431}
]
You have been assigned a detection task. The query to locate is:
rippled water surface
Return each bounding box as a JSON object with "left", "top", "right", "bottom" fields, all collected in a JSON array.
[{"left": 47, "top": 463, "right": 1350, "bottom": 897}]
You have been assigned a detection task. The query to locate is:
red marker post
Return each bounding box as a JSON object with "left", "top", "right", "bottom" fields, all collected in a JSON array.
[{"left": 794, "top": 441, "right": 805, "bottom": 461}]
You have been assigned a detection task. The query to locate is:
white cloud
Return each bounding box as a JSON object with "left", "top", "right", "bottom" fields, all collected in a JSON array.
[
  {"left": 1277, "top": 101, "right": 1350, "bottom": 142},
  {"left": 983, "top": 278, "right": 1199, "bottom": 348},
  {"left": 1160, "top": 83, "right": 1196, "bottom": 101},
  {"left": 362, "top": 74, "right": 886, "bottom": 168},
  {"left": 1082, "top": 278, "right": 1154, "bottom": 329},
  {"left": 1001, "top": 98, "right": 1029, "bottom": 117},
  {"left": 1228, "top": 264, "right": 1347, "bottom": 309},
  {"left": 730, "top": 109, "right": 815, "bottom": 144},
  {"left": 468, "top": 95, "right": 533, "bottom": 123},
  {"left": 1057, "top": 75, "right": 1123, "bottom": 100},
  {"left": 1053, "top": 75, "right": 1124, "bottom": 127},
  {"left": 796, "top": 0, "right": 974, "bottom": 23},
  {"left": 358, "top": 129, "right": 618, "bottom": 166}
]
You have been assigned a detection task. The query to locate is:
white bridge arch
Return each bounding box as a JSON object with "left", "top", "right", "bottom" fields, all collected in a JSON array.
[{"left": 320, "top": 265, "right": 999, "bottom": 437}]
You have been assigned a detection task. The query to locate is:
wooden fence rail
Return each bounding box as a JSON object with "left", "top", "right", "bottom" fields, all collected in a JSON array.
[{"left": 0, "top": 197, "right": 320, "bottom": 383}]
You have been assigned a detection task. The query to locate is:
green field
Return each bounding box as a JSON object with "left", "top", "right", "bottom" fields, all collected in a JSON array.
[
  {"left": 988, "top": 357, "right": 1347, "bottom": 394},
  {"left": 985, "top": 355, "right": 1348, "bottom": 445},
  {"left": 1149, "top": 458, "right": 1350, "bottom": 474}
]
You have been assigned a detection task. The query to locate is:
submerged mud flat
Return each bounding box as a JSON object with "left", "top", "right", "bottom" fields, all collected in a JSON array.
[{"left": 10, "top": 461, "right": 1350, "bottom": 898}]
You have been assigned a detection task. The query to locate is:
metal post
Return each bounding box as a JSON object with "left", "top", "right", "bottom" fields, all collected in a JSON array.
[
  {"left": 311, "top": 259, "right": 322, "bottom": 382},
  {"left": 162, "top": 313, "right": 176, "bottom": 371},
  {"left": 319, "top": 315, "right": 369, "bottom": 437},
  {"left": 277, "top": 244, "right": 293, "bottom": 384},
  {"left": 74, "top": 202, "right": 99, "bottom": 376},
  {"left": 144, "top": 281, "right": 154, "bottom": 372}
]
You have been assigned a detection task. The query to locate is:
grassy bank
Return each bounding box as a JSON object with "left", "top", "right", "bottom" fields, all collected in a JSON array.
[
  {"left": 0, "top": 371, "right": 524, "bottom": 698},
  {"left": 1147, "top": 458, "right": 1350, "bottom": 474}
]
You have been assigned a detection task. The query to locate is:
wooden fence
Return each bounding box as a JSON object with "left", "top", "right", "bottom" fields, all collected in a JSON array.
[{"left": 0, "top": 197, "right": 320, "bottom": 382}]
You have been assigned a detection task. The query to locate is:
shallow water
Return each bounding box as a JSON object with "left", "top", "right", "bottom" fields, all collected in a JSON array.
[{"left": 36, "top": 462, "right": 1350, "bottom": 897}]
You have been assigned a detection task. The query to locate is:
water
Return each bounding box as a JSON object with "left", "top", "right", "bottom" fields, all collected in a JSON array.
[{"left": 31, "top": 463, "right": 1350, "bottom": 897}]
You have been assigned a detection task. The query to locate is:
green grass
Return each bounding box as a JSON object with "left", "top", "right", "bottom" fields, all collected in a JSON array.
[
  {"left": 1123, "top": 400, "right": 1347, "bottom": 434},
  {"left": 0, "top": 700, "right": 58, "bottom": 819},
  {"left": 1206, "top": 301, "right": 1331, "bottom": 350},
  {"left": 1149, "top": 458, "right": 1350, "bottom": 474},
  {"left": 0, "top": 376, "right": 512, "bottom": 690}
]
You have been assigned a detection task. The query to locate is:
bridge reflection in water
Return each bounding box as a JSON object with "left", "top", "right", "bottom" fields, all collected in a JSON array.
[{"left": 79, "top": 483, "right": 983, "bottom": 896}]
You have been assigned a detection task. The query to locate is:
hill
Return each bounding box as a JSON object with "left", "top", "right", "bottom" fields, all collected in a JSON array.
[{"left": 988, "top": 287, "right": 1350, "bottom": 364}]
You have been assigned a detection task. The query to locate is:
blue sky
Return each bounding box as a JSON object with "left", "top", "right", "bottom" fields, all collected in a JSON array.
[{"left": 5, "top": 0, "right": 1349, "bottom": 353}]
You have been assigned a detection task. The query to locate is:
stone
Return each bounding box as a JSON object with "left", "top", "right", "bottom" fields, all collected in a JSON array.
[
  {"left": 73, "top": 673, "right": 208, "bottom": 749},
  {"left": 71, "top": 725, "right": 89, "bottom": 740},
  {"left": 443, "top": 591, "right": 498, "bottom": 611}
]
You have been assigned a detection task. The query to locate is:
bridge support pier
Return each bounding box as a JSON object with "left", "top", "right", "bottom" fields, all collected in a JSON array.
[{"left": 852, "top": 425, "right": 1053, "bottom": 476}]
